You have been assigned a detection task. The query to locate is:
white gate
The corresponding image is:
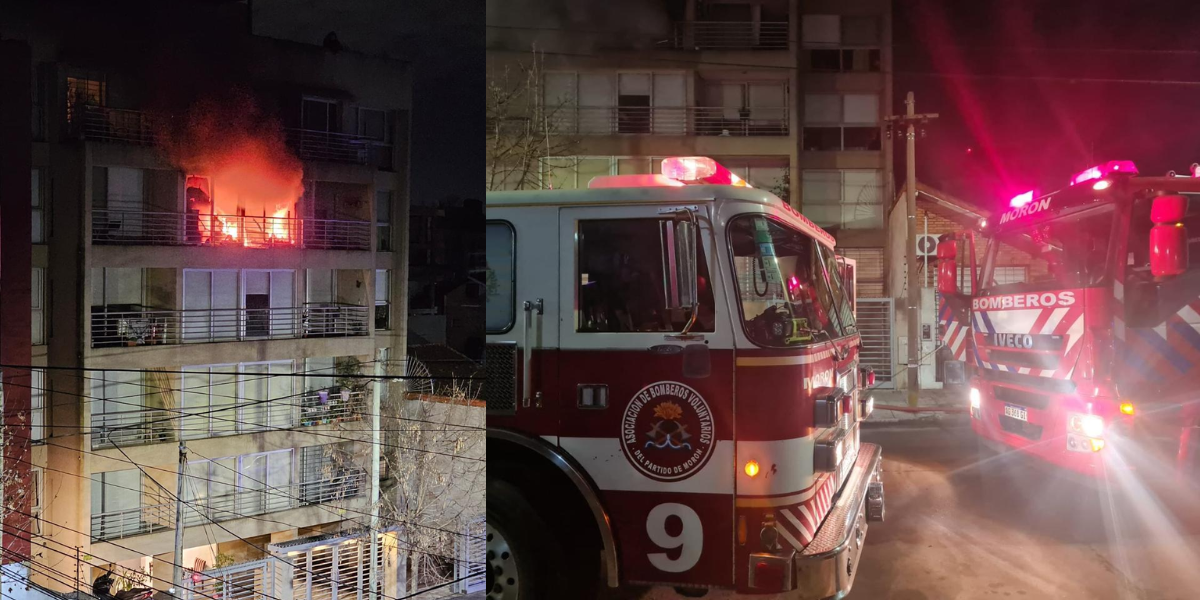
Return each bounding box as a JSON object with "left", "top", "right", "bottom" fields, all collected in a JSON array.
[
  {"left": 857, "top": 298, "right": 894, "bottom": 387},
  {"left": 456, "top": 517, "right": 486, "bottom": 593}
]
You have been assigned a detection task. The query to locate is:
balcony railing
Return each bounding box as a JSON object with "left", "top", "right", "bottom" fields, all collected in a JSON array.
[
  {"left": 91, "top": 472, "right": 365, "bottom": 541},
  {"left": 92, "top": 209, "right": 372, "bottom": 250},
  {"left": 553, "top": 106, "right": 788, "bottom": 137},
  {"left": 671, "top": 21, "right": 790, "bottom": 50},
  {"left": 91, "top": 303, "right": 370, "bottom": 348},
  {"left": 92, "top": 407, "right": 176, "bottom": 450},
  {"left": 286, "top": 128, "right": 370, "bottom": 164},
  {"left": 89, "top": 390, "right": 365, "bottom": 449},
  {"left": 79, "top": 105, "right": 163, "bottom": 145},
  {"left": 91, "top": 502, "right": 173, "bottom": 542},
  {"left": 184, "top": 558, "right": 282, "bottom": 600}
]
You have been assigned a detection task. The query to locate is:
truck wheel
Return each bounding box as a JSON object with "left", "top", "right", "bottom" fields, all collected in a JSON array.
[{"left": 487, "top": 479, "right": 565, "bottom": 600}]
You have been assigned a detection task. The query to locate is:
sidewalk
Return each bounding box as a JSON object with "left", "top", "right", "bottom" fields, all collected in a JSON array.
[{"left": 863, "top": 385, "right": 970, "bottom": 425}]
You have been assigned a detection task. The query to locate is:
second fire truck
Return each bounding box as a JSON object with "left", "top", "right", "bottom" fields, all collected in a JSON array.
[
  {"left": 938, "top": 160, "right": 1200, "bottom": 479},
  {"left": 486, "top": 157, "right": 883, "bottom": 599}
]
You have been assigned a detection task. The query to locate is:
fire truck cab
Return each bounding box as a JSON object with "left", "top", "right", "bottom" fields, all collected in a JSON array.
[
  {"left": 485, "top": 157, "right": 884, "bottom": 599},
  {"left": 938, "top": 160, "right": 1200, "bottom": 479}
]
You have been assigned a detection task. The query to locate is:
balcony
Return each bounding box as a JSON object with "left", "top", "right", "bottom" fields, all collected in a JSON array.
[
  {"left": 92, "top": 210, "right": 372, "bottom": 250},
  {"left": 90, "top": 303, "right": 370, "bottom": 348},
  {"left": 78, "top": 105, "right": 163, "bottom": 145},
  {"left": 559, "top": 106, "right": 789, "bottom": 137},
  {"left": 671, "top": 21, "right": 789, "bottom": 50},
  {"left": 90, "top": 472, "right": 366, "bottom": 541},
  {"left": 286, "top": 128, "right": 371, "bottom": 164},
  {"left": 90, "top": 389, "right": 366, "bottom": 450}
]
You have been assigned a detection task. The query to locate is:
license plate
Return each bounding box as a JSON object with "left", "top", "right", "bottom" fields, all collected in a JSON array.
[{"left": 1004, "top": 404, "right": 1028, "bottom": 422}]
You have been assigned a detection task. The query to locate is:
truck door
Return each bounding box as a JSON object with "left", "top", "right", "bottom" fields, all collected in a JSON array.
[
  {"left": 937, "top": 231, "right": 977, "bottom": 381},
  {"left": 555, "top": 204, "right": 738, "bottom": 588}
]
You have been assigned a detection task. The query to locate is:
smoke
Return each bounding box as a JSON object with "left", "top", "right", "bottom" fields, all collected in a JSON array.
[{"left": 160, "top": 90, "right": 305, "bottom": 217}]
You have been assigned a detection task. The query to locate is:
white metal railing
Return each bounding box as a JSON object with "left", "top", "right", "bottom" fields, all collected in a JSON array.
[
  {"left": 80, "top": 105, "right": 163, "bottom": 145},
  {"left": 552, "top": 106, "right": 789, "bottom": 137},
  {"left": 672, "top": 21, "right": 790, "bottom": 49},
  {"left": 286, "top": 128, "right": 370, "bottom": 164},
  {"left": 184, "top": 558, "right": 280, "bottom": 600},
  {"left": 92, "top": 209, "right": 371, "bottom": 250},
  {"left": 90, "top": 303, "right": 370, "bottom": 347},
  {"left": 90, "top": 502, "right": 173, "bottom": 542},
  {"left": 91, "top": 408, "right": 176, "bottom": 449}
]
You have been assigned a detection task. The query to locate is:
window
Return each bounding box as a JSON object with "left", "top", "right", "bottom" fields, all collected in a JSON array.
[
  {"left": 182, "top": 365, "right": 239, "bottom": 438},
  {"left": 183, "top": 269, "right": 239, "bottom": 342},
  {"left": 801, "top": 15, "right": 841, "bottom": 45},
  {"left": 543, "top": 156, "right": 673, "bottom": 189},
  {"left": 237, "top": 449, "right": 294, "bottom": 515},
  {"left": 375, "top": 269, "right": 391, "bottom": 330},
  {"left": 91, "top": 267, "right": 144, "bottom": 307},
  {"left": 244, "top": 270, "right": 295, "bottom": 338},
  {"left": 302, "top": 97, "right": 339, "bottom": 132},
  {"left": 65, "top": 76, "right": 104, "bottom": 124},
  {"left": 980, "top": 206, "right": 1114, "bottom": 292},
  {"left": 544, "top": 72, "right": 686, "bottom": 135},
  {"left": 32, "top": 66, "right": 44, "bottom": 140},
  {"left": 376, "top": 191, "right": 393, "bottom": 251},
  {"left": 30, "top": 369, "right": 45, "bottom": 442},
  {"left": 299, "top": 444, "right": 362, "bottom": 504},
  {"left": 31, "top": 468, "right": 43, "bottom": 536},
  {"left": 838, "top": 247, "right": 885, "bottom": 297},
  {"left": 32, "top": 169, "right": 45, "bottom": 243},
  {"left": 486, "top": 222, "right": 516, "bottom": 333},
  {"left": 91, "top": 469, "right": 142, "bottom": 539},
  {"left": 576, "top": 219, "right": 716, "bottom": 333},
  {"left": 728, "top": 216, "right": 853, "bottom": 346},
  {"left": 698, "top": 82, "right": 788, "bottom": 136},
  {"left": 182, "top": 456, "right": 238, "bottom": 522},
  {"left": 240, "top": 361, "right": 295, "bottom": 431},
  {"left": 801, "top": 170, "right": 884, "bottom": 229},
  {"left": 803, "top": 94, "right": 880, "bottom": 151},
  {"left": 357, "top": 108, "right": 393, "bottom": 168},
  {"left": 802, "top": 15, "right": 881, "bottom": 71},
  {"left": 32, "top": 268, "right": 45, "bottom": 345}
]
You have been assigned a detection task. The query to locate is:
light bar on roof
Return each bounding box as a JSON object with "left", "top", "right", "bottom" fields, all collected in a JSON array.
[
  {"left": 661, "top": 157, "right": 751, "bottom": 187},
  {"left": 1009, "top": 191, "right": 1034, "bottom": 208},
  {"left": 1069, "top": 160, "right": 1138, "bottom": 186}
]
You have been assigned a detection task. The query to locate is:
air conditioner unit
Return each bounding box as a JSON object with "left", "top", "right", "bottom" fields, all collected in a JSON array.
[{"left": 915, "top": 234, "right": 939, "bottom": 257}]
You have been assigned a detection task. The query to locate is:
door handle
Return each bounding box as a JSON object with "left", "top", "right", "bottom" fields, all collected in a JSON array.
[{"left": 522, "top": 299, "right": 544, "bottom": 408}]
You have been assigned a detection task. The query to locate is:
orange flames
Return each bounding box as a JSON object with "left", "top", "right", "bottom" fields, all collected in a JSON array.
[{"left": 169, "top": 96, "right": 305, "bottom": 248}]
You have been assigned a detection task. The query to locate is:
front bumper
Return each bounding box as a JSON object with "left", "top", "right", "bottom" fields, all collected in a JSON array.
[{"left": 793, "top": 442, "right": 884, "bottom": 600}]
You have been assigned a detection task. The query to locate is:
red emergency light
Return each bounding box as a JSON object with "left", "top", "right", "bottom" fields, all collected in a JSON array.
[
  {"left": 661, "top": 157, "right": 752, "bottom": 187},
  {"left": 1069, "top": 160, "right": 1138, "bottom": 186}
]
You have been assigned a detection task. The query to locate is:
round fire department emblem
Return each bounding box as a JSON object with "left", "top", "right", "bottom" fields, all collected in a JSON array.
[{"left": 620, "top": 381, "right": 715, "bottom": 482}]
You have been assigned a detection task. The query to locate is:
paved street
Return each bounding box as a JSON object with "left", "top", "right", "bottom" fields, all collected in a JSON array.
[{"left": 604, "top": 419, "right": 1200, "bottom": 600}]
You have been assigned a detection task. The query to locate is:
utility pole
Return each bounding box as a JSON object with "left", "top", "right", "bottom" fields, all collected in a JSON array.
[
  {"left": 884, "top": 92, "right": 938, "bottom": 407},
  {"left": 368, "top": 350, "right": 383, "bottom": 598},
  {"left": 172, "top": 442, "right": 188, "bottom": 596}
]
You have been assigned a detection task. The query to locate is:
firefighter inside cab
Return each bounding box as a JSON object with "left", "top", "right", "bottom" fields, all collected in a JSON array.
[
  {"left": 486, "top": 157, "right": 884, "bottom": 599},
  {"left": 937, "top": 159, "right": 1200, "bottom": 482}
]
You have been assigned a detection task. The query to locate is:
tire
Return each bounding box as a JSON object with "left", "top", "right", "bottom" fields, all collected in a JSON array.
[{"left": 487, "top": 478, "right": 571, "bottom": 600}]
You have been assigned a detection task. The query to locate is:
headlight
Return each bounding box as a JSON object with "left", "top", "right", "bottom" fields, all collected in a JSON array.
[
  {"left": 1068, "top": 412, "right": 1104, "bottom": 438},
  {"left": 1081, "top": 414, "right": 1104, "bottom": 438},
  {"left": 969, "top": 387, "right": 981, "bottom": 410}
]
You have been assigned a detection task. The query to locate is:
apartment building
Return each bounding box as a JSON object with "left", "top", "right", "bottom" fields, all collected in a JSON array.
[
  {"left": 486, "top": 0, "right": 893, "bottom": 296},
  {"left": 4, "top": 1, "right": 414, "bottom": 595}
]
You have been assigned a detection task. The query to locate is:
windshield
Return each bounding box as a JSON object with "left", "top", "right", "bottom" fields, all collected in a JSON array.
[
  {"left": 980, "top": 206, "right": 1114, "bottom": 293},
  {"left": 728, "top": 215, "right": 855, "bottom": 347}
]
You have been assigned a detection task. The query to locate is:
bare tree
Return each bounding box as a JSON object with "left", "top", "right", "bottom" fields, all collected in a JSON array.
[
  {"left": 0, "top": 384, "right": 34, "bottom": 571},
  {"left": 486, "top": 46, "right": 582, "bottom": 191},
  {"left": 329, "top": 358, "right": 485, "bottom": 596}
]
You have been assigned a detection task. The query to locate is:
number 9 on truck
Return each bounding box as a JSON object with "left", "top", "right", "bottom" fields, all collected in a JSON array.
[{"left": 646, "top": 503, "right": 704, "bottom": 573}]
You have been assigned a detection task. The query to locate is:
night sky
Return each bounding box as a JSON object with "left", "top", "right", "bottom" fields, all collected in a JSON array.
[{"left": 896, "top": 0, "right": 1200, "bottom": 211}]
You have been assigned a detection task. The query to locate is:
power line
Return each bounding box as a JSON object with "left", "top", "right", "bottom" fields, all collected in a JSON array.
[{"left": 1, "top": 362, "right": 482, "bottom": 381}]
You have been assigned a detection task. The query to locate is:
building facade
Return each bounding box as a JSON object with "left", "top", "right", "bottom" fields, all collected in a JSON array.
[
  {"left": 486, "top": 0, "right": 893, "bottom": 294},
  {"left": 4, "top": 1, "right": 413, "bottom": 594}
]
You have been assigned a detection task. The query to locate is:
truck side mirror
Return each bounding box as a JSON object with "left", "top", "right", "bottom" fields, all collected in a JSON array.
[
  {"left": 937, "top": 239, "right": 959, "bottom": 295},
  {"left": 1151, "top": 194, "right": 1188, "bottom": 278},
  {"left": 662, "top": 212, "right": 700, "bottom": 332}
]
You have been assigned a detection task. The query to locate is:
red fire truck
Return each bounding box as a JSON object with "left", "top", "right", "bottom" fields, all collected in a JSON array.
[
  {"left": 937, "top": 160, "right": 1200, "bottom": 479},
  {"left": 485, "top": 157, "right": 883, "bottom": 599}
]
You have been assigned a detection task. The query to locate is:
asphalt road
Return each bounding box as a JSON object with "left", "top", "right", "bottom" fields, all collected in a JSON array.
[{"left": 602, "top": 420, "right": 1200, "bottom": 600}]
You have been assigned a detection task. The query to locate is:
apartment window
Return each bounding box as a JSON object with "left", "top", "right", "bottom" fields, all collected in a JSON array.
[
  {"left": 183, "top": 270, "right": 238, "bottom": 342},
  {"left": 32, "top": 169, "right": 45, "bottom": 243},
  {"left": 91, "top": 469, "right": 142, "bottom": 539},
  {"left": 240, "top": 361, "right": 296, "bottom": 430},
  {"left": 32, "top": 66, "right": 44, "bottom": 140},
  {"left": 376, "top": 191, "right": 393, "bottom": 251},
  {"left": 182, "top": 365, "right": 239, "bottom": 438},
  {"left": 801, "top": 15, "right": 841, "bottom": 45},
  {"left": 66, "top": 76, "right": 105, "bottom": 125},
  {"left": 299, "top": 444, "right": 362, "bottom": 504},
  {"left": 30, "top": 369, "right": 45, "bottom": 442},
  {"left": 244, "top": 270, "right": 295, "bottom": 337},
  {"left": 91, "top": 267, "right": 145, "bottom": 308},
  {"left": 305, "top": 357, "right": 337, "bottom": 392},
  {"left": 183, "top": 456, "right": 238, "bottom": 521},
  {"left": 32, "top": 268, "right": 45, "bottom": 345},
  {"left": 356, "top": 108, "right": 393, "bottom": 169},
  {"left": 803, "top": 94, "right": 880, "bottom": 151},
  {"left": 802, "top": 15, "right": 881, "bottom": 72},
  {"left": 90, "top": 369, "right": 144, "bottom": 420},
  {"left": 302, "top": 97, "right": 339, "bottom": 132},
  {"left": 802, "top": 170, "right": 884, "bottom": 229},
  {"left": 238, "top": 449, "right": 294, "bottom": 515},
  {"left": 544, "top": 72, "right": 686, "bottom": 135},
  {"left": 306, "top": 268, "right": 337, "bottom": 304},
  {"left": 31, "top": 468, "right": 43, "bottom": 536},
  {"left": 699, "top": 82, "right": 788, "bottom": 136},
  {"left": 375, "top": 269, "right": 391, "bottom": 330},
  {"left": 723, "top": 163, "right": 790, "bottom": 200}
]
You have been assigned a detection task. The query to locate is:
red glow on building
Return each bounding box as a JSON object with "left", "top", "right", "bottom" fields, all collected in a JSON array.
[{"left": 183, "top": 141, "right": 304, "bottom": 248}]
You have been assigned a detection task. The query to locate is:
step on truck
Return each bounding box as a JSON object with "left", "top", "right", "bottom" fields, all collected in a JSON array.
[
  {"left": 937, "top": 160, "right": 1200, "bottom": 480},
  {"left": 485, "top": 157, "right": 884, "bottom": 599}
]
